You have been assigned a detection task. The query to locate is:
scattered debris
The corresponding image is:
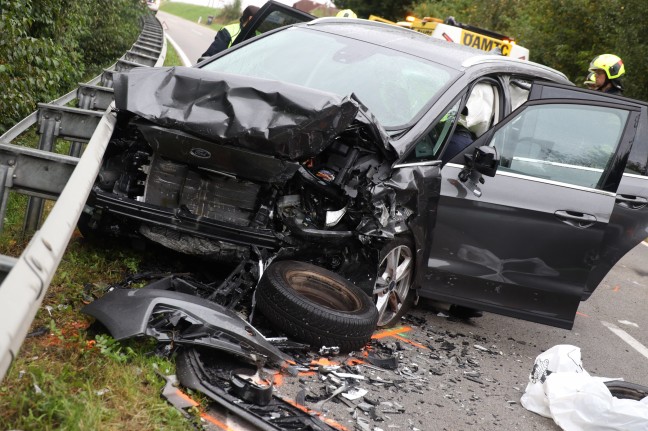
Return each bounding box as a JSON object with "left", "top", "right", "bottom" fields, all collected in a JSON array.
[
  {"left": 85, "top": 271, "right": 541, "bottom": 430},
  {"left": 319, "top": 346, "right": 341, "bottom": 356},
  {"left": 26, "top": 327, "right": 48, "bottom": 338}
]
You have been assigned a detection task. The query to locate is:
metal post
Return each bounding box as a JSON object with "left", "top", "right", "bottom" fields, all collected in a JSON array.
[
  {"left": 24, "top": 114, "right": 59, "bottom": 232},
  {"left": 0, "top": 164, "right": 11, "bottom": 233},
  {"left": 70, "top": 92, "right": 92, "bottom": 158}
]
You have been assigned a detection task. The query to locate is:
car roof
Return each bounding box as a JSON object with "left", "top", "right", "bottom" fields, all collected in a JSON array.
[{"left": 299, "top": 18, "right": 569, "bottom": 82}]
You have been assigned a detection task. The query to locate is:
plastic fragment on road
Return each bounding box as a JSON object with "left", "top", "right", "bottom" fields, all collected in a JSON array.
[
  {"left": 521, "top": 344, "right": 648, "bottom": 430},
  {"left": 342, "top": 387, "right": 368, "bottom": 400}
]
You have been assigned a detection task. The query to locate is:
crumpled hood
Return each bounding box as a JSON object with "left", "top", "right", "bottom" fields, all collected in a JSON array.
[{"left": 113, "top": 66, "right": 390, "bottom": 160}]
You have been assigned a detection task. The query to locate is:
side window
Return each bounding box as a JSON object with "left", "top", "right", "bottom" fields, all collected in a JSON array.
[
  {"left": 493, "top": 104, "right": 629, "bottom": 189},
  {"left": 625, "top": 127, "right": 648, "bottom": 175},
  {"left": 403, "top": 80, "right": 501, "bottom": 164},
  {"left": 404, "top": 101, "right": 461, "bottom": 163}
]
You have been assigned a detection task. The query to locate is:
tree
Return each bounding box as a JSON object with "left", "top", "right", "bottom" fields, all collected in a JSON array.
[{"left": 332, "top": 0, "right": 413, "bottom": 21}]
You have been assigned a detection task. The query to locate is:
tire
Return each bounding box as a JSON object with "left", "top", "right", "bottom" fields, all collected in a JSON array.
[
  {"left": 373, "top": 237, "right": 416, "bottom": 327},
  {"left": 256, "top": 261, "right": 378, "bottom": 353},
  {"left": 604, "top": 380, "right": 648, "bottom": 401}
]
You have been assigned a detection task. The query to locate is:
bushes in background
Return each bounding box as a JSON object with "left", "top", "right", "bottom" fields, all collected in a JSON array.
[{"left": 0, "top": 0, "right": 146, "bottom": 134}]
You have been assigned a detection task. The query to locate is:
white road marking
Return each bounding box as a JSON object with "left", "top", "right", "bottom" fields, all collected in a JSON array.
[
  {"left": 618, "top": 319, "right": 640, "bottom": 328},
  {"left": 165, "top": 33, "right": 192, "bottom": 67},
  {"left": 602, "top": 321, "right": 648, "bottom": 360}
]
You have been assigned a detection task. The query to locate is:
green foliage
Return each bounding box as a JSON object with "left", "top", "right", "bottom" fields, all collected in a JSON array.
[
  {"left": 163, "top": 40, "right": 184, "bottom": 67},
  {"left": 94, "top": 334, "right": 136, "bottom": 363},
  {"left": 0, "top": 0, "right": 146, "bottom": 135},
  {"left": 220, "top": 0, "right": 242, "bottom": 22},
  {"left": 412, "top": 0, "right": 648, "bottom": 101},
  {"left": 332, "top": 0, "right": 414, "bottom": 20}
]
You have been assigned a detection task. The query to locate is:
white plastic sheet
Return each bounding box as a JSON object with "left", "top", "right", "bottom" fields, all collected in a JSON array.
[{"left": 521, "top": 344, "right": 648, "bottom": 430}]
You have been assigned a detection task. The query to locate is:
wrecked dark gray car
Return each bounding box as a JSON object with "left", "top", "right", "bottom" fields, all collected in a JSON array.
[{"left": 81, "top": 16, "right": 648, "bottom": 350}]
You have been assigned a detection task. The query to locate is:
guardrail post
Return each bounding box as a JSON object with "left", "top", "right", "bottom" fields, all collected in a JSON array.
[
  {"left": 24, "top": 112, "right": 60, "bottom": 232},
  {"left": 0, "top": 164, "right": 11, "bottom": 233}
]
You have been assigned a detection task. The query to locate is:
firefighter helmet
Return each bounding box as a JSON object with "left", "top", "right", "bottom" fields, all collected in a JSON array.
[
  {"left": 588, "top": 54, "right": 625, "bottom": 80},
  {"left": 336, "top": 9, "right": 357, "bottom": 19}
]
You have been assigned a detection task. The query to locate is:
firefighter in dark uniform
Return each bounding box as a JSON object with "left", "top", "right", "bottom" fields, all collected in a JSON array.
[
  {"left": 200, "top": 6, "right": 259, "bottom": 58},
  {"left": 588, "top": 54, "right": 625, "bottom": 95}
]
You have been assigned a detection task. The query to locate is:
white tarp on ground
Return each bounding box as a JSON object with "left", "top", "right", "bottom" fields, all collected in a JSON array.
[{"left": 521, "top": 344, "right": 648, "bottom": 431}]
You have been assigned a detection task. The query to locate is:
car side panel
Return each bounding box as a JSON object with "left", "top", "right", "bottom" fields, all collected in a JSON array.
[{"left": 420, "top": 165, "right": 616, "bottom": 328}]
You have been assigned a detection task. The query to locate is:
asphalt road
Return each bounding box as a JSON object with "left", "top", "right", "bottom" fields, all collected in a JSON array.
[
  {"left": 154, "top": 13, "right": 648, "bottom": 430},
  {"left": 156, "top": 10, "right": 216, "bottom": 65}
]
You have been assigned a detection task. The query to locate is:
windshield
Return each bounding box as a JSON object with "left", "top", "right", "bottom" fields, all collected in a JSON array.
[{"left": 201, "top": 27, "right": 457, "bottom": 128}]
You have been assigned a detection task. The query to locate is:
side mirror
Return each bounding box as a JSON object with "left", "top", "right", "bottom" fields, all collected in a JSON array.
[
  {"left": 458, "top": 146, "right": 499, "bottom": 197},
  {"left": 465, "top": 145, "right": 499, "bottom": 177}
]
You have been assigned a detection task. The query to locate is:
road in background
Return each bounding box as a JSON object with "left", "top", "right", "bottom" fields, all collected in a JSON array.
[
  {"left": 156, "top": 10, "right": 216, "bottom": 65},
  {"left": 153, "top": 11, "right": 648, "bottom": 429}
]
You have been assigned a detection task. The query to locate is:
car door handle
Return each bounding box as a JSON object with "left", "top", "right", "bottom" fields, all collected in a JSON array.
[
  {"left": 554, "top": 210, "right": 597, "bottom": 228},
  {"left": 615, "top": 194, "right": 648, "bottom": 209}
]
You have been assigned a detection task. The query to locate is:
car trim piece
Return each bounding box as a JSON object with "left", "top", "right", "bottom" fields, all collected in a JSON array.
[
  {"left": 461, "top": 55, "right": 569, "bottom": 81},
  {"left": 445, "top": 162, "right": 618, "bottom": 197},
  {"left": 622, "top": 172, "right": 648, "bottom": 180},
  {"left": 393, "top": 160, "right": 442, "bottom": 169}
]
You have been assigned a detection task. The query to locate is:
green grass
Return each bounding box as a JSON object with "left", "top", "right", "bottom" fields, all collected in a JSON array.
[
  {"left": 0, "top": 237, "right": 198, "bottom": 430},
  {"left": 0, "top": 71, "right": 194, "bottom": 431},
  {"left": 164, "top": 38, "right": 184, "bottom": 67},
  {"left": 160, "top": 1, "right": 231, "bottom": 28}
]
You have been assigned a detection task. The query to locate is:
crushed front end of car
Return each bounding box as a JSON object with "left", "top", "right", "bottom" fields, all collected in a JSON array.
[
  {"left": 80, "top": 65, "right": 442, "bottom": 427},
  {"left": 82, "top": 66, "right": 438, "bottom": 284}
]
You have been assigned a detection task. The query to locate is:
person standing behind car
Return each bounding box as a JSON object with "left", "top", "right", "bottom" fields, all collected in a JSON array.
[
  {"left": 588, "top": 54, "right": 625, "bottom": 95},
  {"left": 200, "top": 6, "right": 259, "bottom": 59}
]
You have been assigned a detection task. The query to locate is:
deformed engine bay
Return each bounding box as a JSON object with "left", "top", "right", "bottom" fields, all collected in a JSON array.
[
  {"left": 80, "top": 66, "right": 444, "bottom": 430},
  {"left": 82, "top": 67, "right": 427, "bottom": 293}
]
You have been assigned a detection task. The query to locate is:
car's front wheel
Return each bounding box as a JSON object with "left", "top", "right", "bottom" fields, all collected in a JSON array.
[
  {"left": 256, "top": 260, "right": 378, "bottom": 353},
  {"left": 373, "top": 237, "right": 416, "bottom": 327}
]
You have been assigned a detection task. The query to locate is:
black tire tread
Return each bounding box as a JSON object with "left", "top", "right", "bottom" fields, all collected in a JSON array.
[{"left": 257, "top": 261, "right": 378, "bottom": 352}]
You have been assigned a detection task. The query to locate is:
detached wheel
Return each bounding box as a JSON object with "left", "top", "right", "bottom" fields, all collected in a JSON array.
[
  {"left": 256, "top": 261, "right": 378, "bottom": 353},
  {"left": 604, "top": 380, "right": 648, "bottom": 401},
  {"left": 373, "top": 238, "right": 416, "bottom": 327}
]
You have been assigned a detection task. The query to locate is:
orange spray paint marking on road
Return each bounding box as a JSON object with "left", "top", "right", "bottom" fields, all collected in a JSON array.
[
  {"left": 272, "top": 372, "right": 284, "bottom": 387},
  {"left": 576, "top": 311, "right": 590, "bottom": 318},
  {"left": 279, "top": 396, "right": 351, "bottom": 431},
  {"left": 175, "top": 389, "right": 199, "bottom": 407},
  {"left": 201, "top": 413, "right": 234, "bottom": 431},
  {"left": 393, "top": 334, "right": 428, "bottom": 349},
  {"left": 310, "top": 358, "right": 339, "bottom": 367},
  {"left": 613, "top": 285, "right": 621, "bottom": 292},
  {"left": 371, "top": 326, "right": 428, "bottom": 349},
  {"left": 371, "top": 326, "right": 413, "bottom": 339}
]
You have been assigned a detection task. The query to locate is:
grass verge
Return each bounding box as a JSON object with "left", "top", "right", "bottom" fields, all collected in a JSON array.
[
  {"left": 164, "top": 36, "right": 184, "bottom": 67},
  {"left": 0, "top": 34, "right": 194, "bottom": 431},
  {"left": 160, "top": 1, "right": 230, "bottom": 28}
]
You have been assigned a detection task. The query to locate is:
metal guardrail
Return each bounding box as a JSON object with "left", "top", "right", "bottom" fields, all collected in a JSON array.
[{"left": 0, "top": 14, "right": 167, "bottom": 382}]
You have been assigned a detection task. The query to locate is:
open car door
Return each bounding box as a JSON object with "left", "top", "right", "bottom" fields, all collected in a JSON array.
[
  {"left": 232, "top": 1, "right": 315, "bottom": 47},
  {"left": 421, "top": 82, "right": 647, "bottom": 329}
]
